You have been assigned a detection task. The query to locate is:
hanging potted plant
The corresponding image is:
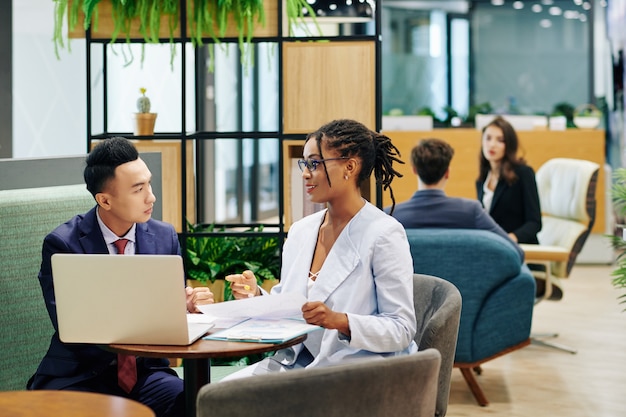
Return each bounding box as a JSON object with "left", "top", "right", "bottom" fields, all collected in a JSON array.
[{"left": 53, "top": 0, "right": 320, "bottom": 68}]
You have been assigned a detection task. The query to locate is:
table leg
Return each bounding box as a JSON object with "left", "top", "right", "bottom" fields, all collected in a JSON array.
[{"left": 183, "top": 358, "right": 211, "bottom": 417}]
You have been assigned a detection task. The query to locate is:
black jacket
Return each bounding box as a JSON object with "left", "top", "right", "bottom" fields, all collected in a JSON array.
[{"left": 476, "top": 164, "right": 542, "bottom": 244}]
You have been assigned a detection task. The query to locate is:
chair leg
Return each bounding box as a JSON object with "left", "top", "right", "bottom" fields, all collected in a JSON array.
[
  {"left": 459, "top": 367, "right": 489, "bottom": 406},
  {"left": 531, "top": 334, "right": 577, "bottom": 354}
]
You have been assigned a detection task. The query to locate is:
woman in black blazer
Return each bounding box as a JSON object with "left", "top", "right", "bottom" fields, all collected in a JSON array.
[{"left": 475, "top": 117, "right": 542, "bottom": 244}]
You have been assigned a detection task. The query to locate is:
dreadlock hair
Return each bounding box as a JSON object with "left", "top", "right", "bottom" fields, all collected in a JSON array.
[
  {"left": 305, "top": 119, "right": 404, "bottom": 213},
  {"left": 84, "top": 137, "right": 139, "bottom": 197},
  {"left": 478, "top": 116, "right": 527, "bottom": 185}
]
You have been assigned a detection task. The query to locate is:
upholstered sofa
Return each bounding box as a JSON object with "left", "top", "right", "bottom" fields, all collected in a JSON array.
[
  {"left": 405, "top": 228, "right": 536, "bottom": 406},
  {"left": 0, "top": 184, "right": 95, "bottom": 390}
]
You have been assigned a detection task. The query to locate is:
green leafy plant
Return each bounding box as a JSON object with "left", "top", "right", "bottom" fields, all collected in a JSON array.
[
  {"left": 53, "top": 0, "right": 262, "bottom": 68},
  {"left": 466, "top": 102, "right": 493, "bottom": 125},
  {"left": 53, "top": 0, "right": 319, "bottom": 69},
  {"left": 551, "top": 102, "right": 576, "bottom": 128},
  {"left": 184, "top": 222, "right": 280, "bottom": 301},
  {"left": 609, "top": 168, "right": 626, "bottom": 311}
]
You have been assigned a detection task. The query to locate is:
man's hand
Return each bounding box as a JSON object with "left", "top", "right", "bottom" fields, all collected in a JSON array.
[{"left": 186, "top": 286, "right": 214, "bottom": 313}]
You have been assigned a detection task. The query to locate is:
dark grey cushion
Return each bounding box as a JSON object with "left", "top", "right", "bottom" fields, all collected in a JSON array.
[
  {"left": 197, "top": 349, "right": 441, "bottom": 417},
  {"left": 413, "top": 274, "right": 462, "bottom": 417}
]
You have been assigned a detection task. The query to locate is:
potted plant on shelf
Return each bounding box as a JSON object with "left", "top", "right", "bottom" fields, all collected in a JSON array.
[
  {"left": 573, "top": 104, "right": 603, "bottom": 129},
  {"left": 133, "top": 87, "right": 157, "bottom": 136},
  {"left": 184, "top": 222, "right": 280, "bottom": 302}
]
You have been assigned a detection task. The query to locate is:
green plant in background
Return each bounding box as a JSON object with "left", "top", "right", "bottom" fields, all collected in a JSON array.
[
  {"left": 53, "top": 0, "right": 318, "bottom": 69},
  {"left": 286, "top": 0, "right": 323, "bottom": 36},
  {"left": 551, "top": 102, "right": 576, "bottom": 128},
  {"left": 416, "top": 106, "right": 435, "bottom": 117},
  {"left": 465, "top": 102, "right": 493, "bottom": 125},
  {"left": 184, "top": 222, "right": 280, "bottom": 301},
  {"left": 609, "top": 168, "right": 626, "bottom": 311},
  {"left": 441, "top": 106, "right": 459, "bottom": 127}
]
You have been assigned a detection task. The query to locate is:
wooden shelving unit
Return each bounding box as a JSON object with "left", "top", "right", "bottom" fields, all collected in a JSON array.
[{"left": 76, "top": 0, "right": 382, "bottom": 236}]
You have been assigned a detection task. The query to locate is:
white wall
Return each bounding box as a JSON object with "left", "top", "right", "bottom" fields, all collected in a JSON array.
[{"left": 13, "top": 0, "right": 86, "bottom": 157}]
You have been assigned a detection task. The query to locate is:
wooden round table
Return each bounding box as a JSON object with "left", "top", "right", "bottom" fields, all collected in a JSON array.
[
  {"left": 108, "top": 334, "right": 307, "bottom": 417},
  {"left": 0, "top": 390, "right": 154, "bottom": 417}
]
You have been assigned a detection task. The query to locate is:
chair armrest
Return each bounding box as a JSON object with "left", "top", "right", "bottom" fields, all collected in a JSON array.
[{"left": 519, "top": 244, "right": 569, "bottom": 262}]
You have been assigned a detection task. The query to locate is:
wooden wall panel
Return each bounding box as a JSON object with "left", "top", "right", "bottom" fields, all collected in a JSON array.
[
  {"left": 282, "top": 41, "right": 376, "bottom": 134},
  {"left": 383, "top": 129, "right": 607, "bottom": 234}
]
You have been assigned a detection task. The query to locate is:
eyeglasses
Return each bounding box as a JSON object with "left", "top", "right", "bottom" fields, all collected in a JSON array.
[{"left": 297, "top": 157, "right": 349, "bottom": 172}]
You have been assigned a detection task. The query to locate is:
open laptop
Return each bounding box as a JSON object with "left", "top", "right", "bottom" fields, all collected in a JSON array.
[{"left": 51, "top": 253, "right": 214, "bottom": 345}]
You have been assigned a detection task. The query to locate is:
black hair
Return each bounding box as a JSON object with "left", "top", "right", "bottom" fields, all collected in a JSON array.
[
  {"left": 84, "top": 137, "right": 139, "bottom": 197},
  {"left": 305, "top": 119, "right": 404, "bottom": 213},
  {"left": 412, "top": 138, "right": 454, "bottom": 185}
]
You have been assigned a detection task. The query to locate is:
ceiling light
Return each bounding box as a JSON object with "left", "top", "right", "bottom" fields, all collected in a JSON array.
[
  {"left": 540, "top": 19, "right": 552, "bottom": 28},
  {"left": 549, "top": 6, "right": 562, "bottom": 15},
  {"left": 513, "top": 1, "right": 524, "bottom": 10},
  {"left": 532, "top": 4, "right": 543, "bottom": 12}
]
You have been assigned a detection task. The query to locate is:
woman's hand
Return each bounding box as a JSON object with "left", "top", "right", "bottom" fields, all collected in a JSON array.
[
  {"left": 302, "top": 301, "right": 350, "bottom": 337},
  {"left": 185, "top": 286, "right": 214, "bottom": 313},
  {"left": 225, "top": 270, "right": 259, "bottom": 299}
]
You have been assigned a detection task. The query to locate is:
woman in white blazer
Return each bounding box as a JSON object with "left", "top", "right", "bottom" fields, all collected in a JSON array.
[{"left": 225, "top": 119, "right": 418, "bottom": 377}]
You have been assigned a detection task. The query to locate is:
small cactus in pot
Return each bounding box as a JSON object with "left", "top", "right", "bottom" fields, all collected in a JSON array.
[
  {"left": 137, "top": 87, "right": 151, "bottom": 113},
  {"left": 133, "top": 87, "right": 157, "bottom": 136}
]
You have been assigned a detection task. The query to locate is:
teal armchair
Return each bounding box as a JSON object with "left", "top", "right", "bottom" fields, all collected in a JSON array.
[{"left": 406, "top": 228, "right": 535, "bottom": 406}]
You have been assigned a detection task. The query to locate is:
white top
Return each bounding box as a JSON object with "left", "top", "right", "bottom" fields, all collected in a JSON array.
[{"left": 482, "top": 172, "right": 496, "bottom": 212}]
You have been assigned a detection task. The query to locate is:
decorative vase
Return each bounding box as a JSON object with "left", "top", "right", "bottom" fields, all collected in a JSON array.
[{"left": 133, "top": 112, "right": 157, "bottom": 135}]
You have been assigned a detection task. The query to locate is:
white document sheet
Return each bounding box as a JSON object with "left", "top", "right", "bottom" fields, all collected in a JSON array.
[{"left": 197, "top": 292, "right": 307, "bottom": 328}]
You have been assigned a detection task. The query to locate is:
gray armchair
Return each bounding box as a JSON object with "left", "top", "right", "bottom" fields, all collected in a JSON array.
[
  {"left": 196, "top": 349, "right": 442, "bottom": 417},
  {"left": 413, "top": 274, "right": 462, "bottom": 417}
]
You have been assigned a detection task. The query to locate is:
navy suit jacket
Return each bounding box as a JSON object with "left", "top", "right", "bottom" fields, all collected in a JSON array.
[
  {"left": 28, "top": 206, "right": 181, "bottom": 390},
  {"left": 476, "top": 164, "right": 542, "bottom": 244},
  {"left": 388, "top": 189, "right": 524, "bottom": 262}
]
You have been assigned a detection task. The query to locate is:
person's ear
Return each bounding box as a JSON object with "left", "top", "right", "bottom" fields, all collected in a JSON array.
[
  {"left": 345, "top": 158, "right": 358, "bottom": 178},
  {"left": 444, "top": 168, "right": 450, "bottom": 180},
  {"left": 95, "top": 192, "right": 112, "bottom": 211},
  {"left": 412, "top": 165, "right": 418, "bottom": 175}
]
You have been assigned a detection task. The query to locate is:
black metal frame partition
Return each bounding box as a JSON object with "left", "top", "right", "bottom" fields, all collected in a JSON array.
[{"left": 83, "top": 0, "right": 382, "bottom": 263}]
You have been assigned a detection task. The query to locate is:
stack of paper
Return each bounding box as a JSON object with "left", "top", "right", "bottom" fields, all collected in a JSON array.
[{"left": 197, "top": 292, "right": 322, "bottom": 343}]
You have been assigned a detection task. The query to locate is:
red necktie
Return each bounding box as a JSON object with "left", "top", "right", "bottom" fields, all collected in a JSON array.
[{"left": 113, "top": 239, "right": 137, "bottom": 393}]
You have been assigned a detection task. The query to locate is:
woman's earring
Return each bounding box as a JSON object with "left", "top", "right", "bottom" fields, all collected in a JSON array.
[{"left": 344, "top": 175, "right": 349, "bottom": 180}]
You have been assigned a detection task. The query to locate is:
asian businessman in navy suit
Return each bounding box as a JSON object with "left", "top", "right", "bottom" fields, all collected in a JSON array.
[
  {"left": 27, "top": 137, "right": 214, "bottom": 417},
  {"left": 387, "top": 138, "right": 524, "bottom": 262}
]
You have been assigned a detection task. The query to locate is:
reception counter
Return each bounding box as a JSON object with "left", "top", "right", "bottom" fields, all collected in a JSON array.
[{"left": 382, "top": 129, "right": 607, "bottom": 234}]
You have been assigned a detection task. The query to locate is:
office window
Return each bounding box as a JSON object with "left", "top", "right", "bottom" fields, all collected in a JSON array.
[{"left": 472, "top": 0, "right": 591, "bottom": 115}]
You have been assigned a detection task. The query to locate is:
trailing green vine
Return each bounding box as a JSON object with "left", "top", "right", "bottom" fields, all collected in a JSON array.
[
  {"left": 285, "top": 0, "right": 322, "bottom": 36},
  {"left": 53, "top": 0, "right": 277, "bottom": 69}
]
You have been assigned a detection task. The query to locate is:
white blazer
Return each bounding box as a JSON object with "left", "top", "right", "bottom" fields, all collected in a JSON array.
[{"left": 271, "top": 201, "right": 418, "bottom": 368}]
